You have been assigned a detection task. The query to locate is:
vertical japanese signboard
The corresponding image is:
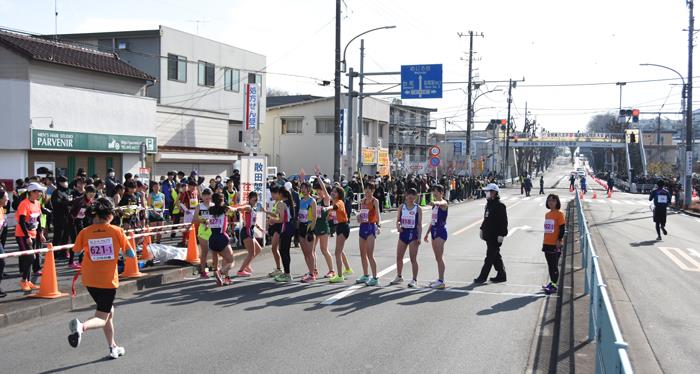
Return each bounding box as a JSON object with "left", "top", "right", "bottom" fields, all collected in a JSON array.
[
  {"left": 245, "top": 83, "right": 259, "bottom": 130},
  {"left": 240, "top": 155, "right": 267, "bottom": 239}
]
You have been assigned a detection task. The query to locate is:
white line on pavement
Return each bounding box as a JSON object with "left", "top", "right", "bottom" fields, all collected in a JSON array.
[
  {"left": 321, "top": 258, "right": 411, "bottom": 305},
  {"left": 454, "top": 219, "right": 482, "bottom": 236},
  {"left": 611, "top": 200, "right": 621, "bottom": 205}
]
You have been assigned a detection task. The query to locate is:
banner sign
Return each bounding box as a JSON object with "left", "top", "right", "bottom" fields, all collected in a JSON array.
[
  {"left": 362, "top": 147, "right": 378, "bottom": 165},
  {"left": 378, "top": 148, "right": 390, "bottom": 176},
  {"left": 339, "top": 109, "right": 347, "bottom": 155},
  {"left": 240, "top": 155, "right": 267, "bottom": 239},
  {"left": 31, "top": 129, "right": 156, "bottom": 153},
  {"left": 245, "top": 83, "right": 259, "bottom": 130}
]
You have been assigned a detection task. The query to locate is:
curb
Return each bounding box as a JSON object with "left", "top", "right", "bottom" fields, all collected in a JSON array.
[
  {"left": 0, "top": 249, "right": 257, "bottom": 329},
  {"left": 672, "top": 207, "right": 700, "bottom": 218}
]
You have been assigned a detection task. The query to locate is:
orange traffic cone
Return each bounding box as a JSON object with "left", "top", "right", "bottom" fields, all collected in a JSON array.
[
  {"left": 121, "top": 234, "right": 144, "bottom": 278},
  {"left": 593, "top": 191, "right": 597, "bottom": 199},
  {"left": 141, "top": 228, "right": 153, "bottom": 261},
  {"left": 184, "top": 224, "right": 200, "bottom": 265},
  {"left": 30, "top": 245, "right": 68, "bottom": 299}
]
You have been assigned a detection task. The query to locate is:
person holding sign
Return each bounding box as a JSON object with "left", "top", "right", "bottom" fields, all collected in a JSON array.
[
  {"left": 541, "top": 194, "right": 566, "bottom": 295},
  {"left": 390, "top": 188, "right": 422, "bottom": 288},
  {"left": 356, "top": 183, "right": 381, "bottom": 286},
  {"left": 649, "top": 180, "right": 672, "bottom": 241},
  {"left": 67, "top": 198, "right": 136, "bottom": 359}
]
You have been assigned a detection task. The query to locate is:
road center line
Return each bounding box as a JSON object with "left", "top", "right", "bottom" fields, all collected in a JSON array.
[{"left": 321, "top": 258, "right": 410, "bottom": 305}]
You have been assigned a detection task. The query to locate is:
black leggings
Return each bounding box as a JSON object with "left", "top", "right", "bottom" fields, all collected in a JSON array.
[
  {"left": 279, "top": 230, "right": 293, "bottom": 274},
  {"left": 544, "top": 252, "right": 561, "bottom": 284},
  {"left": 0, "top": 242, "right": 5, "bottom": 286},
  {"left": 17, "top": 237, "right": 40, "bottom": 281}
]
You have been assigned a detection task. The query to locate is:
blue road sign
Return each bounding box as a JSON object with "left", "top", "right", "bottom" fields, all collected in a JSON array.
[
  {"left": 453, "top": 141, "right": 462, "bottom": 155},
  {"left": 430, "top": 157, "right": 441, "bottom": 168},
  {"left": 401, "top": 64, "right": 443, "bottom": 99}
]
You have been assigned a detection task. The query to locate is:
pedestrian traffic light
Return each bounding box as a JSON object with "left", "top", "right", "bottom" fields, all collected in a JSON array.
[
  {"left": 629, "top": 133, "right": 636, "bottom": 143},
  {"left": 632, "top": 109, "right": 640, "bottom": 123}
]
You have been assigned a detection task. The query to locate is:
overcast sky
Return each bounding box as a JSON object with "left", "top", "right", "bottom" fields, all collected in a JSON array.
[{"left": 1, "top": 0, "right": 696, "bottom": 132}]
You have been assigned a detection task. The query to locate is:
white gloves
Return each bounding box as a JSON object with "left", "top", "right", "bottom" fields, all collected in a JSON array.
[{"left": 497, "top": 236, "right": 504, "bottom": 244}]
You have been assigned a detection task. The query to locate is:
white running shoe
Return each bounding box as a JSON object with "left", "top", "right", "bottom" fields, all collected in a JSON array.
[
  {"left": 430, "top": 280, "right": 446, "bottom": 289},
  {"left": 389, "top": 276, "right": 404, "bottom": 285},
  {"left": 408, "top": 279, "right": 418, "bottom": 288},
  {"left": 68, "top": 319, "right": 83, "bottom": 348},
  {"left": 109, "top": 346, "right": 126, "bottom": 359}
]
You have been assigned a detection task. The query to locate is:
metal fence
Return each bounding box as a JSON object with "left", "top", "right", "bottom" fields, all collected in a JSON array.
[{"left": 575, "top": 189, "right": 634, "bottom": 374}]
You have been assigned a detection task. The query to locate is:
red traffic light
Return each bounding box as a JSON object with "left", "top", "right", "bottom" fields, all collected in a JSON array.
[
  {"left": 632, "top": 109, "right": 640, "bottom": 117},
  {"left": 500, "top": 119, "right": 507, "bottom": 125}
]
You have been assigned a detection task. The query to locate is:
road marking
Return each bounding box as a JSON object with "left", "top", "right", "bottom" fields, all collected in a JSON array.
[
  {"left": 453, "top": 219, "right": 482, "bottom": 236},
  {"left": 321, "top": 258, "right": 410, "bottom": 305},
  {"left": 611, "top": 200, "right": 621, "bottom": 205},
  {"left": 507, "top": 225, "right": 532, "bottom": 237},
  {"left": 522, "top": 197, "right": 532, "bottom": 201},
  {"left": 658, "top": 247, "right": 700, "bottom": 272},
  {"left": 623, "top": 200, "right": 635, "bottom": 205}
]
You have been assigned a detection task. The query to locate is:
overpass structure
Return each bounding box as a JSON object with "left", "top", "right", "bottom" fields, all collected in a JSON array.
[{"left": 502, "top": 132, "right": 627, "bottom": 148}]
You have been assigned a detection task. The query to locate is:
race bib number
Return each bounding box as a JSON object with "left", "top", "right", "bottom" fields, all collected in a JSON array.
[
  {"left": 154, "top": 200, "right": 164, "bottom": 210},
  {"left": 657, "top": 195, "right": 668, "bottom": 204},
  {"left": 189, "top": 198, "right": 198, "bottom": 208},
  {"left": 209, "top": 216, "right": 224, "bottom": 229},
  {"left": 298, "top": 210, "right": 309, "bottom": 223},
  {"left": 358, "top": 209, "right": 369, "bottom": 223},
  {"left": 184, "top": 209, "right": 195, "bottom": 223},
  {"left": 431, "top": 207, "right": 439, "bottom": 225},
  {"left": 544, "top": 219, "right": 555, "bottom": 234},
  {"left": 29, "top": 213, "right": 41, "bottom": 230},
  {"left": 77, "top": 208, "right": 86, "bottom": 219},
  {"left": 401, "top": 212, "right": 416, "bottom": 229},
  {"left": 329, "top": 210, "right": 337, "bottom": 223},
  {"left": 88, "top": 237, "right": 115, "bottom": 261},
  {"left": 316, "top": 205, "right": 323, "bottom": 217}
]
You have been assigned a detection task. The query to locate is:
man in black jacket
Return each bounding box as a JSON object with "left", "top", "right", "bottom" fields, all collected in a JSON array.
[
  {"left": 475, "top": 183, "right": 508, "bottom": 283},
  {"left": 51, "top": 176, "right": 72, "bottom": 260}
]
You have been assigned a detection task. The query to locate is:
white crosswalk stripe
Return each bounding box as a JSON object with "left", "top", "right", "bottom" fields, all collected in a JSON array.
[{"left": 611, "top": 200, "right": 621, "bottom": 204}]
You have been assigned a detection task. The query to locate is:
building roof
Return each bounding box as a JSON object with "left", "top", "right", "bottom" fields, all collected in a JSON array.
[
  {"left": 0, "top": 28, "right": 155, "bottom": 81},
  {"left": 390, "top": 103, "right": 438, "bottom": 113},
  {"left": 266, "top": 95, "right": 324, "bottom": 109}
]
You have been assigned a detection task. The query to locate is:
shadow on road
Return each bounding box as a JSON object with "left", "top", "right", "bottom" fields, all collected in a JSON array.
[
  {"left": 629, "top": 240, "right": 660, "bottom": 247},
  {"left": 476, "top": 295, "right": 541, "bottom": 316},
  {"left": 38, "top": 357, "right": 110, "bottom": 374}
]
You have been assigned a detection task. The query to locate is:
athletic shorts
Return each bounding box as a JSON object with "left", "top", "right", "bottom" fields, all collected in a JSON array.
[
  {"left": 208, "top": 229, "right": 230, "bottom": 252},
  {"left": 241, "top": 226, "right": 255, "bottom": 241},
  {"left": 297, "top": 223, "right": 314, "bottom": 241},
  {"left": 268, "top": 223, "right": 282, "bottom": 237},
  {"left": 87, "top": 287, "right": 117, "bottom": 313},
  {"left": 399, "top": 228, "right": 419, "bottom": 245},
  {"left": 542, "top": 244, "right": 560, "bottom": 253},
  {"left": 653, "top": 207, "right": 667, "bottom": 224},
  {"left": 148, "top": 212, "right": 165, "bottom": 223},
  {"left": 335, "top": 222, "right": 350, "bottom": 239},
  {"left": 430, "top": 226, "right": 448, "bottom": 241},
  {"left": 314, "top": 221, "right": 329, "bottom": 236},
  {"left": 359, "top": 223, "right": 377, "bottom": 240}
]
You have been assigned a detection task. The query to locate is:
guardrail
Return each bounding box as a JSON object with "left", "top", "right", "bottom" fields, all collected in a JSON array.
[{"left": 575, "top": 188, "right": 634, "bottom": 374}]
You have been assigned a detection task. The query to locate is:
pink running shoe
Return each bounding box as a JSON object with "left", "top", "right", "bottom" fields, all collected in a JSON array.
[
  {"left": 324, "top": 271, "right": 336, "bottom": 278},
  {"left": 199, "top": 271, "right": 210, "bottom": 279},
  {"left": 214, "top": 270, "right": 224, "bottom": 286},
  {"left": 245, "top": 266, "right": 252, "bottom": 273},
  {"left": 300, "top": 273, "right": 313, "bottom": 283},
  {"left": 236, "top": 270, "right": 252, "bottom": 277},
  {"left": 69, "top": 263, "right": 82, "bottom": 270}
]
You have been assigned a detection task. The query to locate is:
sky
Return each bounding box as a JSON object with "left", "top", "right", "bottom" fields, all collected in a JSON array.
[{"left": 1, "top": 0, "right": 696, "bottom": 133}]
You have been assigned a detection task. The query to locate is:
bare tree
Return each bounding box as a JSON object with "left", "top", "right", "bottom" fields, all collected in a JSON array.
[{"left": 266, "top": 87, "right": 292, "bottom": 97}]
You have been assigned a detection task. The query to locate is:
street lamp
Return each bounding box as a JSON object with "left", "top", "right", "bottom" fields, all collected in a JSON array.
[
  {"left": 640, "top": 63, "right": 691, "bottom": 207},
  {"left": 342, "top": 25, "right": 396, "bottom": 73},
  {"left": 466, "top": 88, "right": 501, "bottom": 174}
]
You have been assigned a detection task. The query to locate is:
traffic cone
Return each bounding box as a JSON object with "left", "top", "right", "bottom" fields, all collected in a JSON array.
[
  {"left": 593, "top": 191, "right": 597, "bottom": 199},
  {"left": 385, "top": 195, "right": 391, "bottom": 210},
  {"left": 121, "top": 233, "right": 144, "bottom": 278},
  {"left": 141, "top": 228, "right": 153, "bottom": 261},
  {"left": 184, "top": 224, "right": 201, "bottom": 265},
  {"left": 30, "top": 245, "right": 68, "bottom": 299}
]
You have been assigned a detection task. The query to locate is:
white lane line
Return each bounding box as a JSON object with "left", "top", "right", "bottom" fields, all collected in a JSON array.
[
  {"left": 611, "top": 200, "right": 621, "bottom": 205},
  {"left": 454, "top": 219, "right": 482, "bottom": 236},
  {"left": 321, "top": 258, "right": 410, "bottom": 305},
  {"left": 623, "top": 200, "right": 635, "bottom": 205},
  {"left": 522, "top": 197, "right": 532, "bottom": 201}
]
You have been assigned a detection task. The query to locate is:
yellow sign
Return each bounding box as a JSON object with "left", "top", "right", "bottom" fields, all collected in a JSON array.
[
  {"left": 625, "top": 129, "right": 639, "bottom": 144},
  {"left": 362, "top": 147, "right": 377, "bottom": 165},
  {"left": 378, "top": 148, "right": 390, "bottom": 176},
  {"left": 393, "top": 149, "right": 403, "bottom": 160}
]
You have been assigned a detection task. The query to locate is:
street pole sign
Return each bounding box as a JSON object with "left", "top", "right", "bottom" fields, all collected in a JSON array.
[
  {"left": 245, "top": 83, "right": 259, "bottom": 130},
  {"left": 429, "top": 145, "right": 441, "bottom": 157},
  {"left": 240, "top": 155, "right": 267, "bottom": 239},
  {"left": 339, "top": 108, "right": 347, "bottom": 155},
  {"left": 430, "top": 156, "right": 440, "bottom": 168},
  {"left": 401, "top": 64, "right": 443, "bottom": 99}
]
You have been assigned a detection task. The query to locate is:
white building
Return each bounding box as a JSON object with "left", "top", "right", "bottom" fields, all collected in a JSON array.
[
  {"left": 60, "top": 26, "right": 266, "bottom": 178},
  {"left": 0, "top": 28, "right": 157, "bottom": 182},
  {"left": 263, "top": 95, "right": 390, "bottom": 177}
]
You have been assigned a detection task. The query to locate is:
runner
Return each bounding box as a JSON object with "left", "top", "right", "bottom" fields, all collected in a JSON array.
[
  {"left": 206, "top": 193, "right": 236, "bottom": 286},
  {"left": 390, "top": 188, "right": 422, "bottom": 288},
  {"left": 147, "top": 181, "right": 166, "bottom": 244},
  {"left": 235, "top": 191, "right": 262, "bottom": 277},
  {"left": 69, "top": 185, "right": 97, "bottom": 269},
  {"left": 117, "top": 181, "right": 140, "bottom": 231},
  {"left": 356, "top": 182, "right": 381, "bottom": 287},
  {"left": 649, "top": 180, "right": 672, "bottom": 241},
  {"left": 15, "top": 182, "right": 46, "bottom": 292},
  {"left": 224, "top": 178, "right": 239, "bottom": 247},
  {"left": 268, "top": 188, "right": 294, "bottom": 282},
  {"left": 265, "top": 186, "right": 284, "bottom": 277},
  {"left": 423, "top": 184, "right": 448, "bottom": 289},
  {"left": 318, "top": 177, "right": 353, "bottom": 277},
  {"left": 542, "top": 194, "right": 566, "bottom": 295},
  {"left": 195, "top": 189, "right": 215, "bottom": 277},
  {"left": 297, "top": 182, "right": 318, "bottom": 283},
  {"left": 67, "top": 197, "right": 135, "bottom": 359},
  {"left": 322, "top": 182, "right": 352, "bottom": 283},
  {"left": 0, "top": 190, "right": 8, "bottom": 298},
  {"left": 313, "top": 180, "right": 335, "bottom": 278},
  {"left": 179, "top": 179, "right": 200, "bottom": 247}
]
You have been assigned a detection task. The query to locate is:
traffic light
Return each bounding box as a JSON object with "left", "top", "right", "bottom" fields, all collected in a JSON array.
[
  {"left": 488, "top": 119, "right": 508, "bottom": 131},
  {"left": 632, "top": 109, "right": 640, "bottom": 123}
]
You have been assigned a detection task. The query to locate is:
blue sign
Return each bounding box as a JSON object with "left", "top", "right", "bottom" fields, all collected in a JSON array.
[
  {"left": 453, "top": 141, "right": 462, "bottom": 155},
  {"left": 339, "top": 109, "right": 346, "bottom": 155},
  {"left": 430, "top": 157, "right": 441, "bottom": 167},
  {"left": 401, "top": 64, "right": 443, "bottom": 99}
]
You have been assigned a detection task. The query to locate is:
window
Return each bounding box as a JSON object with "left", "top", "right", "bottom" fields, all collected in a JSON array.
[
  {"left": 315, "top": 118, "right": 335, "bottom": 134},
  {"left": 282, "top": 118, "right": 303, "bottom": 134},
  {"left": 224, "top": 68, "right": 240, "bottom": 92},
  {"left": 248, "top": 73, "right": 257, "bottom": 84},
  {"left": 363, "top": 120, "right": 370, "bottom": 136},
  {"left": 198, "top": 61, "right": 215, "bottom": 86},
  {"left": 167, "top": 54, "right": 187, "bottom": 82},
  {"left": 378, "top": 123, "right": 385, "bottom": 137},
  {"left": 238, "top": 130, "right": 243, "bottom": 142},
  {"left": 256, "top": 74, "right": 263, "bottom": 86}
]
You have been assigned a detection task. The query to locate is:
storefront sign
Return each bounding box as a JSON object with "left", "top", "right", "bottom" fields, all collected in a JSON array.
[
  {"left": 362, "top": 147, "right": 377, "bottom": 165},
  {"left": 378, "top": 148, "right": 390, "bottom": 176},
  {"left": 240, "top": 155, "right": 267, "bottom": 239},
  {"left": 31, "top": 129, "right": 157, "bottom": 153}
]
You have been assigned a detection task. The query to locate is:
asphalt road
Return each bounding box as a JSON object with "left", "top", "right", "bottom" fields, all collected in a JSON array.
[
  {"left": 0, "top": 169, "right": 573, "bottom": 374},
  {"left": 581, "top": 175, "right": 700, "bottom": 374}
]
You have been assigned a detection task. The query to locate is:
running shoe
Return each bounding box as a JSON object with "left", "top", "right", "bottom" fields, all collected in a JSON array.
[
  {"left": 301, "top": 273, "right": 314, "bottom": 283},
  {"left": 662, "top": 227, "right": 668, "bottom": 236},
  {"left": 473, "top": 277, "right": 487, "bottom": 284},
  {"left": 408, "top": 279, "right": 417, "bottom": 288},
  {"left": 324, "top": 270, "right": 336, "bottom": 278},
  {"left": 366, "top": 277, "right": 379, "bottom": 287},
  {"left": 342, "top": 268, "right": 354, "bottom": 276},
  {"left": 68, "top": 318, "right": 83, "bottom": 348},
  {"left": 214, "top": 270, "right": 224, "bottom": 286},
  {"left": 199, "top": 271, "right": 210, "bottom": 279},
  {"left": 236, "top": 270, "right": 252, "bottom": 277},
  {"left": 33, "top": 270, "right": 43, "bottom": 276},
  {"left": 19, "top": 281, "right": 32, "bottom": 292},
  {"left": 245, "top": 266, "right": 253, "bottom": 273},
  {"left": 544, "top": 283, "right": 558, "bottom": 295},
  {"left": 268, "top": 268, "right": 284, "bottom": 277},
  {"left": 329, "top": 275, "right": 345, "bottom": 283},
  {"left": 109, "top": 346, "right": 125, "bottom": 359},
  {"left": 430, "top": 280, "right": 445, "bottom": 290},
  {"left": 656, "top": 236, "right": 662, "bottom": 241},
  {"left": 223, "top": 277, "right": 233, "bottom": 286},
  {"left": 389, "top": 276, "right": 404, "bottom": 285},
  {"left": 69, "top": 263, "right": 82, "bottom": 270},
  {"left": 542, "top": 282, "right": 553, "bottom": 290},
  {"left": 27, "top": 281, "right": 40, "bottom": 290},
  {"left": 356, "top": 275, "right": 370, "bottom": 284},
  {"left": 274, "top": 273, "right": 292, "bottom": 282}
]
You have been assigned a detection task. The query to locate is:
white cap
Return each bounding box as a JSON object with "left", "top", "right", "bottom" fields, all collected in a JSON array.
[
  {"left": 26, "top": 182, "right": 47, "bottom": 193},
  {"left": 482, "top": 183, "right": 500, "bottom": 193},
  {"left": 284, "top": 181, "right": 293, "bottom": 191}
]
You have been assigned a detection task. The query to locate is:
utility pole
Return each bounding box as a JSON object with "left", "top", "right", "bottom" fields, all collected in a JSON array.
[
  {"left": 685, "top": 0, "right": 695, "bottom": 208},
  {"left": 356, "top": 39, "right": 366, "bottom": 174},
  {"left": 333, "top": 0, "right": 341, "bottom": 182},
  {"left": 657, "top": 113, "right": 662, "bottom": 163},
  {"left": 459, "top": 31, "right": 483, "bottom": 176},
  {"left": 504, "top": 79, "right": 515, "bottom": 181}
]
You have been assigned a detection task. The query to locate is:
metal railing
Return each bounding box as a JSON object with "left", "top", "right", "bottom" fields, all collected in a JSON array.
[{"left": 575, "top": 188, "right": 634, "bottom": 374}]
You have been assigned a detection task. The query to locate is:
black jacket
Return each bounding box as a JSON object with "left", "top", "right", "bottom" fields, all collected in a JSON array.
[
  {"left": 50, "top": 186, "right": 72, "bottom": 217},
  {"left": 480, "top": 197, "right": 508, "bottom": 240}
]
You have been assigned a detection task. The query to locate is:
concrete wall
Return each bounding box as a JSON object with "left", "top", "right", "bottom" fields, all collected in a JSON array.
[
  {"left": 0, "top": 150, "right": 28, "bottom": 182},
  {"left": 155, "top": 105, "right": 230, "bottom": 149},
  {"left": 0, "top": 78, "right": 30, "bottom": 149}
]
